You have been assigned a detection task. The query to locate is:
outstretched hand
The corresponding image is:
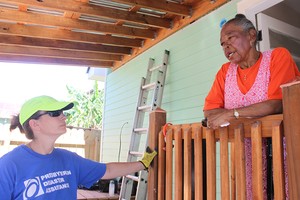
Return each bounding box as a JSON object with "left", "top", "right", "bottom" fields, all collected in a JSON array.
[{"left": 139, "top": 147, "right": 157, "bottom": 169}]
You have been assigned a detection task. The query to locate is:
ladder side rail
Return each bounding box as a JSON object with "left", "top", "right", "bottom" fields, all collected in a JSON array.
[
  {"left": 127, "top": 78, "right": 148, "bottom": 161},
  {"left": 151, "top": 83, "right": 163, "bottom": 111},
  {"left": 145, "top": 58, "right": 155, "bottom": 85},
  {"left": 120, "top": 50, "right": 169, "bottom": 200},
  {"left": 135, "top": 50, "right": 170, "bottom": 199},
  {"left": 135, "top": 170, "right": 149, "bottom": 199},
  {"left": 150, "top": 50, "right": 169, "bottom": 110},
  {"left": 120, "top": 77, "right": 149, "bottom": 200},
  {"left": 120, "top": 177, "right": 134, "bottom": 200},
  {"left": 134, "top": 118, "right": 153, "bottom": 199},
  {"left": 135, "top": 51, "right": 170, "bottom": 197}
]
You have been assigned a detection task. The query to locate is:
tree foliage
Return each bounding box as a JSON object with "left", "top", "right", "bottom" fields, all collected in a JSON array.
[{"left": 65, "top": 81, "right": 103, "bottom": 129}]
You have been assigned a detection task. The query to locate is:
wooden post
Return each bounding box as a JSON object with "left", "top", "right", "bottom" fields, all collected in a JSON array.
[
  {"left": 281, "top": 81, "right": 300, "bottom": 200},
  {"left": 219, "top": 127, "right": 230, "bottom": 200},
  {"left": 148, "top": 108, "right": 166, "bottom": 200},
  {"left": 84, "top": 129, "right": 101, "bottom": 162},
  {"left": 234, "top": 124, "right": 246, "bottom": 200},
  {"left": 206, "top": 128, "right": 216, "bottom": 200}
]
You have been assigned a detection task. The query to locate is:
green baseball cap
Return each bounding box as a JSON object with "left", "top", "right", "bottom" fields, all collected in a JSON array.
[{"left": 19, "top": 95, "right": 74, "bottom": 125}]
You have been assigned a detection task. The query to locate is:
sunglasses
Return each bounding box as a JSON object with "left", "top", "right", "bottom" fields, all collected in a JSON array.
[{"left": 34, "top": 110, "right": 64, "bottom": 119}]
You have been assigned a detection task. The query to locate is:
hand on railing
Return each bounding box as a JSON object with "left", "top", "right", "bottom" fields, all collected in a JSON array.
[
  {"left": 139, "top": 146, "right": 157, "bottom": 169},
  {"left": 202, "top": 118, "right": 230, "bottom": 129}
]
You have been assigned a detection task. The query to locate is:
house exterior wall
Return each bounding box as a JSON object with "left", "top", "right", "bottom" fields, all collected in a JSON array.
[{"left": 101, "top": 0, "right": 238, "bottom": 166}]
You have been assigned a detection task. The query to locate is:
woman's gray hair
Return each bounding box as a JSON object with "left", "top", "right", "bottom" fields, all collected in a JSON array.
[{"left": 226, "top": 14, "right": 256, "bottom": 32}]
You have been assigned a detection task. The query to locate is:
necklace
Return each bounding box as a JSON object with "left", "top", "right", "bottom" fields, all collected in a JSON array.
[
  {"left": 241, "top": 69, "right": 251, "bottom": 80},
  {"left": 240, "top": 52, "right": 260, "bottom": 81}
]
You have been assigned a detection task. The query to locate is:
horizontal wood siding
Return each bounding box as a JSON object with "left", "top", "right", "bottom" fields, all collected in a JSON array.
[{"left": 101, "top": 1, "right": 238, "bottom": 166}]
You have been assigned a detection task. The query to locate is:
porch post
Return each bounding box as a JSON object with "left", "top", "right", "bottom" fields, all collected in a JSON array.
[
  {"left": 147, "top": 108, "right": 166, "bottom": 200},
  {"left": 281, "top": 81, "right": 300, "bottom": 199}
]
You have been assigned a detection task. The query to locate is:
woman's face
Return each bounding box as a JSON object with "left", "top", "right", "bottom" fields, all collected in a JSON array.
[
  {"left": 220, "top": 23, "right": 253, "bottom": 64},
  {"left": 31, "top": 111, "right": 68, "bottom": 138}
]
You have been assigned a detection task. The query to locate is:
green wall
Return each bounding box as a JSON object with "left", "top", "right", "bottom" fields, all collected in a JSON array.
[
  {"left": 101, "top": 1, "right": 238, "bottom": 198},
  {"left": 102, "top": 0, "right": 238, "bottom": 162}
]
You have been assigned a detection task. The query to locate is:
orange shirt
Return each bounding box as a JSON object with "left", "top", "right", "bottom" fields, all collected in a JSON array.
[{"left": 204, "top": 47, "right": 300, "bottom": 110}]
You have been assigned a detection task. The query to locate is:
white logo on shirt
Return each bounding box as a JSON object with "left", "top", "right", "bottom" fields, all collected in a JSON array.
[
  {"left": 23, "top": 177, "right": 44, "bottom": 200},
  {"left": 22, "top": 170, "right": 72, "bottom": 199}
]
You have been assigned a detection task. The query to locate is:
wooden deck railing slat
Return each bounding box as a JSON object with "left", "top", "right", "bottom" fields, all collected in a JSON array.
[
  {"left": 230, "top": 143, "right": 236, "bottom": 200},
  {"left": 166, "top": 129, "right": 173, "bottom": 200},
  {"left": 220, "top": 127, "right": 230, "bottom": 200},
  {"left": 183, "top": 128, "right": 192, "bottom": 200},
  {"left": 251, "top": 121, "right": 263, "bottom": 200},
  {"left": 206, "top": 129, "right": 216, "bottom": 200},
  {"left": 158, "top": 130, "right": 166, "bottom": 200},
  {"left": 272, "top": 121, "right": 285, "bottom": 199},
  {"left": 175, "top": 127, "right": 183, "bottom": 200},
  {"left": 194, "top": 127, "right": 203, "bottom": 200},
  {"left": 234, "top": 124, "right": 247, "bottom": 200},
  {"left": 282, "top": 82, "right": 300, "bottom": 199}
]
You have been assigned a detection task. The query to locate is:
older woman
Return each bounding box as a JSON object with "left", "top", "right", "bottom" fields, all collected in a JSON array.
[
  {"left": 0, "top": 95, "right": 156, "bottom": 200},
  {"left": 203, "top": 14, "right": 299, "bottom": 199}
]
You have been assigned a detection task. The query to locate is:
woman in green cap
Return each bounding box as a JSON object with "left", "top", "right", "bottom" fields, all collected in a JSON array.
[{"left": 0, "top": 95, "right": 156, "bottom": 200}]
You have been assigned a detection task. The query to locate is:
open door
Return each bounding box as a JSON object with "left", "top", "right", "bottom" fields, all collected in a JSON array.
[{"left": 257, "top": 13, "right": 300, "bottom": 69}]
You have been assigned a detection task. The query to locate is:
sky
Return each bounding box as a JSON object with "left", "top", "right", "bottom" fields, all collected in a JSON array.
[{"left": 0, "top": 62, "right": 104, "bottom": 105}]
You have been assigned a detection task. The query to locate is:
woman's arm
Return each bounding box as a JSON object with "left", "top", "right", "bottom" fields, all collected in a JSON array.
[
  {"left": 204, "top": 99, "right": 282, "bottom": 129},
  {"left": 101, "top": 148, "right": 157, "bottom": 180},
  {"left": 101, "top": 161, "right": 144, "bottom": 180}
]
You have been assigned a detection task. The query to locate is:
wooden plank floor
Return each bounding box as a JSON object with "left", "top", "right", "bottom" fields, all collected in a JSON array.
[{"left": 77, "top": 189, "right": 119, "bottom": 200}]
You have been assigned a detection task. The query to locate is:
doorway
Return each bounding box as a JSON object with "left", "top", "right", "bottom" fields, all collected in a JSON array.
[
  {"left": 257, "top": 13, "right": 300, "bottom": 69},
  {"left": 238, "top": 0, "right": 300, "bottom": 68}
]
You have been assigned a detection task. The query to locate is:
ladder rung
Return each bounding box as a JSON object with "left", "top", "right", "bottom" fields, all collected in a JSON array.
[
  {"left": 126, "top": 175, "right": 139, "bottom": 182},
  {"left": 134, "top": 128, "right": 148, "bottom": 133},
  {"left": 129, "top": 151, "right": 143, "bottom": 157},
  {"left": 138, "top": 105, "right": 151, "bottom": 111},
  {"left": 142, "top": 82, "right": 156, "bottom": 90},
  {"left": 149, "top": 64, "right": 163, "bottom": 72}
]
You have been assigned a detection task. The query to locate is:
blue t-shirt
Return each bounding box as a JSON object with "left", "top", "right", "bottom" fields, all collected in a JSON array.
[{"left": 0, "top": 145, "right": 106, "bottom": 200}]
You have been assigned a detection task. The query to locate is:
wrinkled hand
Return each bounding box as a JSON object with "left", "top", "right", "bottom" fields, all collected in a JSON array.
[
  {"left": 139, "top": 147, "right": 157, "bottom": 169},
  {"left": 205, "top": 108, "right": 232, "bottom": 129}
]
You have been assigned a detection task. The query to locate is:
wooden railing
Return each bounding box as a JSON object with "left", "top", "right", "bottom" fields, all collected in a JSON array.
[
  {"left": 146, "top": 82, "right": 300, "bottom": 200},
  {"left": 156, "top": 115, "right": 284, "bottom": 200}
]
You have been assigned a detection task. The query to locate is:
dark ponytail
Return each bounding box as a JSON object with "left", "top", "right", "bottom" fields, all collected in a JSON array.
[
  {"left": 10, "top": 114, "right": 34, "bottom": 139},
  {"left": 10, "top": 115, "right": 24, "bottom": 133}
]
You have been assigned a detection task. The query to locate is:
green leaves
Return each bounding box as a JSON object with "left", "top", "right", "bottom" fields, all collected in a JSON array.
[{"left": 65, "top": 81, "right": 103, "bottom": 129}]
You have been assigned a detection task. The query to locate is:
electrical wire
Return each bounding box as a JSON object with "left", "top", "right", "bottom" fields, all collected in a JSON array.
[{"left": 118, "top": 122, "right": 128, "bottom": 162}]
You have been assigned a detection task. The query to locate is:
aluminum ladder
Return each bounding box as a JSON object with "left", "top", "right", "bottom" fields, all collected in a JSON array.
[{"left": 119, "top": 50, "right": 170, "bottom": 200}]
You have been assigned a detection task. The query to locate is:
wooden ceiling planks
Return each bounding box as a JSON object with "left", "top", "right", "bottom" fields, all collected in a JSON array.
[{"left": 0, "top": 0, "right": 227, "bottom": 69}]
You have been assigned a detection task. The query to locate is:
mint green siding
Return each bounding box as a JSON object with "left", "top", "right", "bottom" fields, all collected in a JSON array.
[
  {"left": 102, "top": 1, "right": 238, "bottom": 198},
  {"left": 102, "top": 1, "right": 238, "bottom": 161},
  {"left": 102, "top": 2, "right": 238, "bottom": 193}
]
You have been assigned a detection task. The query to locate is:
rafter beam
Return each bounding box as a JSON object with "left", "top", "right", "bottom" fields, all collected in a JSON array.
[
  {"left": 0, "top": 7, "right": 156, "bottom": 39},
  {"left": 0, "top": 54, "right": 114, "bottom": 67},
  {"left": 0, "top": 35, "right": 132, "bottom": 55},
  {"left": 0, "top": 44, "right": 122, "bottom": 61},
  {"left": 111, "top": 0, "right": 192, "bottom": 16},
  {"left": 0, "top": 22, "right": 143, "bottom": 47}
]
